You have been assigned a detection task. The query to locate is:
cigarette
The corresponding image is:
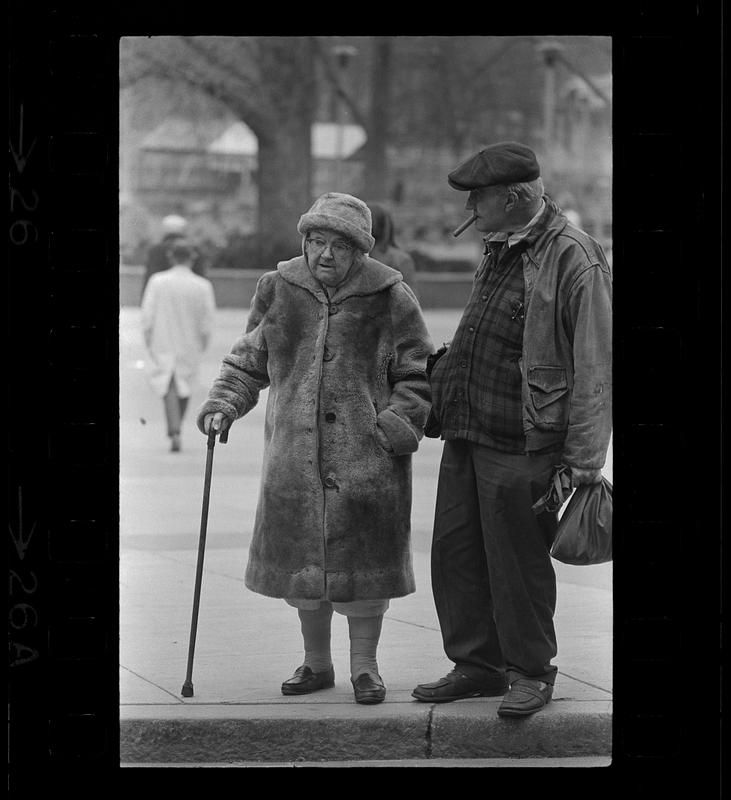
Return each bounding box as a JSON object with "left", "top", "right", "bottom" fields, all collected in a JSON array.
[{"left": 452, "top": 212, "right": 477, "bottom": 237}]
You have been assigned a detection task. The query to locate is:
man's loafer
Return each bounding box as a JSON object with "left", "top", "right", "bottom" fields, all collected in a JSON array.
[
  {"left": 412, "top": 668, "right": 507, "bottom": 703},
  {"left": 281, "top": 665, "right": 335, "bottom": 695},
  {"left": 497, "top": 679, "right": 553, "bottom": 717},
  {"left": 352, "top": 673, "right": 386, "bottom": 704}
]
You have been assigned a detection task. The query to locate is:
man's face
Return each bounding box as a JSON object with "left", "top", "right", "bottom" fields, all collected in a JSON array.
[
  {"left": 465, "top": 185, "right": 510, "bottom": 233},
  {"left": 305, "top": 229, "right": 358, "bottom": 287}
]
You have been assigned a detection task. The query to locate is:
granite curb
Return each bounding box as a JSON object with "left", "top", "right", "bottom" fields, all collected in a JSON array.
[{"left": 120, "top": 700, "right": 612, "bottom": 764}]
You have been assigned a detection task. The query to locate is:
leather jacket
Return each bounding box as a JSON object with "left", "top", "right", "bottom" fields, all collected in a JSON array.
[{"left": 519, "top": 199, "right": 612, "bottom": 470}]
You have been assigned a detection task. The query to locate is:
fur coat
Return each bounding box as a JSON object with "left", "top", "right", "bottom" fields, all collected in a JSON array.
[{"left": 197, "top": 255, "right": 434, "bottom": 601}]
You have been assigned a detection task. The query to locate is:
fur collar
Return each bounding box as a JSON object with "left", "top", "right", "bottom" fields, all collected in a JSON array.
[{"left": 277, "top": 255, "right": 402, "bottom": 304}]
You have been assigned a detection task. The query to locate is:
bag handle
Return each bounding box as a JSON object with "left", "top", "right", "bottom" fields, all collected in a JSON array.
[{"left": 532, "top": 464, "right": 573, "bottom": 515}]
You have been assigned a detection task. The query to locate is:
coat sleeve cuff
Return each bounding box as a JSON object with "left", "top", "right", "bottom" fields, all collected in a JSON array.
[{"left": 377, "top": 408, "right": 420, "bottom": 456}]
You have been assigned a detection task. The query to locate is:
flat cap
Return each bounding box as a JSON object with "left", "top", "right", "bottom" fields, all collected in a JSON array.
[{"left": 447, "top": 141, "right": 540, "bottom": 190}]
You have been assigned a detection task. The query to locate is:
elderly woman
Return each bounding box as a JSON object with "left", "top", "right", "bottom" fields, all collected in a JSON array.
[{"left": 197, "top": 192, "right": 433, "bottom": 704}]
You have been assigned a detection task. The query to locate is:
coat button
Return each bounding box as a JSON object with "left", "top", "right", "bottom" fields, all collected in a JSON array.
[
  {"left": 328, "top": 304, "right": 339, "bottom": 315},
  {"left": 323, "top": 348, "right": 334, "bottom": 362},
  {"left": 460, "top": 360, "right": 467, "bottom": 368},
  {"left": 325, "top": 412, "right": 336, "bottom": 423},
  {"left": 324, "top": 475, "right": 336, "bottom": 488}
]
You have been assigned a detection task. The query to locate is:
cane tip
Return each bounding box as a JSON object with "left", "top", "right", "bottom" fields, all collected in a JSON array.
[{"left": 181, "top": 682, "right": 194, "bottom": 697}]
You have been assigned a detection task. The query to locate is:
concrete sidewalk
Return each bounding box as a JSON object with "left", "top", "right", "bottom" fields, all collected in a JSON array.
[{"left": 119, "top": 307, "right": 613, "bottom": 766}]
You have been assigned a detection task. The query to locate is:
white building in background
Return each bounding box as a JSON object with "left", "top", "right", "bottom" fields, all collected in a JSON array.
[
  {"left": 127, "top": 117, "right": 367, "bottom": 237},
  {"left": 206, "top": 119, "right": 367, "bottom": 198}
]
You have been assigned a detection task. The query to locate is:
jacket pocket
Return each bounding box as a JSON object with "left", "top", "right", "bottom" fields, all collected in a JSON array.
[{"left": 528, "top": 366, "right": 569, "bottom": 424}]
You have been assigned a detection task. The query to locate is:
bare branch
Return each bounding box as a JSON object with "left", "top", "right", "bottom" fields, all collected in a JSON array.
[
  {"left": 310, "top": 36, "right": 368, "bottom": 129},
  {"left": 460, "top": 38, "right": 527, "bottom": 97},
  {"left": 130, "top": 41, "right": 271, "bottom": 134},
  {"left": 119, "top": 64, "right": 161, "bottom": 89},
  {"left": 555, "top": 51, "right": 611, "bottom": 106},
  {"left": 179, "top": 36, "right": 263, "bottom": 100}
]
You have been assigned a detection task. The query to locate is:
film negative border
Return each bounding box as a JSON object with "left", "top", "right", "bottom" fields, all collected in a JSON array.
[
  {"left": 7, "top": 4, "right": 722, "bottom": 787},
  {"left": 8, "top": 7, "right": 121, "bottom": 783}
]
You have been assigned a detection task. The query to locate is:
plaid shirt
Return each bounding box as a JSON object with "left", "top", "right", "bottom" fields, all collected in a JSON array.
[{"left": 430, "top": 221, "right": 546, "bottom": 452}]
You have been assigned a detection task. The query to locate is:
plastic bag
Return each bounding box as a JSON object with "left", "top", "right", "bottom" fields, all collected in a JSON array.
[
  {"left": 552, "top": 478, "right": 612, "bottom": 565},
  {"left": 533, "top": 466, "right": 613, "bottom": 565}
]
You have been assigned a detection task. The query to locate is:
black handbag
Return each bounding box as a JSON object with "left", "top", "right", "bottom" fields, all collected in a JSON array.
[{"left": 533, "top": 465, "right": 613, "bottom": 565}]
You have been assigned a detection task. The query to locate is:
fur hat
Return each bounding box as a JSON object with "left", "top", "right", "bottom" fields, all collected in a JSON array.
[
  {"left": 448, "top": 142, "right": 540, "bottom": 190},
  {"left": 297, "top": 192, "right": 375, "bottom": 253}
]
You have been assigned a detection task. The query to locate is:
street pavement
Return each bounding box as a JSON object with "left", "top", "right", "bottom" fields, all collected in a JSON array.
[{"left": 119, "top": 306, "right": 613, "bottom": 767}]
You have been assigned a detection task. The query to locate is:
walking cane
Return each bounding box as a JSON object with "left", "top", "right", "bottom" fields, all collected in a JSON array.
[{"left": 181, "top": 424, "right": 229, "bottom": 697}]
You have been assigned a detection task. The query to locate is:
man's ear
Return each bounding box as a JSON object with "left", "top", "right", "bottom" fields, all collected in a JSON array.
[{"left": 504, "top": 190, "right": 518, "bottom": 212}]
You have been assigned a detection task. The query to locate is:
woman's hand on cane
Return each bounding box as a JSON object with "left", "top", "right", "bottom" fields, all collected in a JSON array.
[{"left": 203, "top": 412, "right": 231, "bottom": 438}]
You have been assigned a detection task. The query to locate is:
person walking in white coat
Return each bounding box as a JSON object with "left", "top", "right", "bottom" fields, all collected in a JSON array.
[{"left": 141, "top": 238, "right": 216, "bottom": 452}]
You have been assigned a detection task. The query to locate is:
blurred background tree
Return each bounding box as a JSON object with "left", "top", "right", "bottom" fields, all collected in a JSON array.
[
  {"left": 121, "top": 36, "right": 316, "bottom": 264},
  {"left": 120, "top": 35, "right": 611, "bottom": 270}
]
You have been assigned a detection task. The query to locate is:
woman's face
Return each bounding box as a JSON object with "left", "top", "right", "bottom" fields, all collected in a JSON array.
[{"left": 305, "top": 229, "right": 358, "bottom": 287}]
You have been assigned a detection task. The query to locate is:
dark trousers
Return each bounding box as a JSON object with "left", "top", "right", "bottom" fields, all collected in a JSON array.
[
  {"left": 431, "top": 439, "right": 560, "bottom": 685},
  {"left": 163, "top": 377, "right": 189, "bottom": 438}
]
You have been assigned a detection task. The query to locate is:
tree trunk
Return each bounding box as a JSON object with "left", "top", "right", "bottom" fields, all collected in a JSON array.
[
  {"left": 363, "top": 37, "right": 391, "bottom": 202},
  {"left": 256, "top": 120, "right": 312, "bottom": 264},
  {"left": 252, "top": 37, "right": 316, "bottom": 264}
]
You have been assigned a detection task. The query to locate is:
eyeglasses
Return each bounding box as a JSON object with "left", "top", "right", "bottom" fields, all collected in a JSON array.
[{"left": 306, "top": 236, "right": 354, "bottom": 258}]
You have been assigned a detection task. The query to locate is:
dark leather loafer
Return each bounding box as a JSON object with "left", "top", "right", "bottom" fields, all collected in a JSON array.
[
  {"left": 412, "top": 668, "right": 507, "bottom": 703},
  {"left": 497, "top": 679, "right": 553, "bottom": 717},
  {"left": 281, "top": 664, "right": 335, "bottom": 695},
  {"left": 352, "top": 673, "right": 386, "bottom": 704}
]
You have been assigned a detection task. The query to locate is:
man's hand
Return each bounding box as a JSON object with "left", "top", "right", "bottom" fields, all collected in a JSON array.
[{"left": 570, "top": 467, "right": 603, "bottom": 486}]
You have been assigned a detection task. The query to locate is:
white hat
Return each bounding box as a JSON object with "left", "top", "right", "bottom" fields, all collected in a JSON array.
[{"left": 161, "top": 214, "right": 188, "bottom": 235}]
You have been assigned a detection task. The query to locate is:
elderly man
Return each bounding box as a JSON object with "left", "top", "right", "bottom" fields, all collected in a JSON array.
[{"left": 412, "top": 142, "right": 612, "bottom": 717}]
